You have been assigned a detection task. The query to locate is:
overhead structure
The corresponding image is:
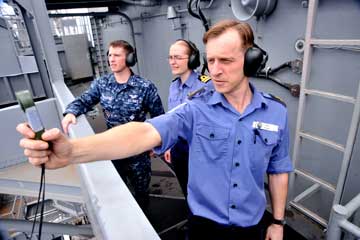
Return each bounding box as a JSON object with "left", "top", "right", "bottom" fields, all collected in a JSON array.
[
  {"left": 44, "top": 0, "right": 159, "bottom": 10},
  {"left": 231, "top": 0, "right": 277, "bottom": 21}
]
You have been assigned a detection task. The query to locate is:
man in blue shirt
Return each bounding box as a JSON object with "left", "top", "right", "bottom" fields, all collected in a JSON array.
[
  {"left": 165, "top": 39, "right": 212, "bottom": 196},
  {"left": 18, "top": 20, "right": 292, "bottom": 240},
  {"left": 61, "top": 40, "right": 165, "bottom": 211}
]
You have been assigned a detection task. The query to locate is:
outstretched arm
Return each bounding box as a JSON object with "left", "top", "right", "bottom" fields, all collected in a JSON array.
[{"left": 17, "top": 121, "right": 162, "bottom": 169}]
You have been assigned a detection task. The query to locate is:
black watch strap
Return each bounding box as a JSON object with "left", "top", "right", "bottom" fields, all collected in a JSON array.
[{"left": 272, "top": 218, "right": 286, "bottom": 226}]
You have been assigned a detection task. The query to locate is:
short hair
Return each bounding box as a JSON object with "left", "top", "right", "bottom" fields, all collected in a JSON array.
[
  {"left": 173, "top": 40, "right": 193, "bottom": 56},
  {"left": 108, "top": 40, "right": 134, "bottom": 55},
  {"left": 203, "top": 19, "right": 254, "bottom": 49}
]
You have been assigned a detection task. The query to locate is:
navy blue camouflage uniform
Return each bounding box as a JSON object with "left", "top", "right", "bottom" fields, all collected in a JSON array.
[{"left": 64, "top": 73, "right": 164, "bottom": 210}]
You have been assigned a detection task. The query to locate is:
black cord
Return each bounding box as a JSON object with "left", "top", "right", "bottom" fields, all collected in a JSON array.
[
  {"left": 187, "top": 0, "right": 210, "bottom": 74},
  {"left": 197, "top": 1, "right": 209, "bottom": 31},
  {"left": 267, "top": 61, "right": 291, "bottom": 75},
  {"left": 28, "top": 164, "right": 45, "bottom": 240},
  {"left": 38, "top": 166, "right": 46, "bottom": 239},
  {"left": 188, "top": 0, "right": 201, "bottom": 19},
  {"left": 256, "top": 73, "right": 291, "bottom": 90}
]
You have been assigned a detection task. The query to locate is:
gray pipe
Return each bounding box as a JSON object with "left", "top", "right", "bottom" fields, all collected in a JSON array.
[{"left": 120, "top": 0, "right": 159, "bottom": 7}]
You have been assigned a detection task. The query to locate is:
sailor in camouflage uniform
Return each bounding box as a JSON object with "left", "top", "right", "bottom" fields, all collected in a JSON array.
[
  {"left": 62, "top": 40, "right": 164, "bottom": 211},
  {"left": 166, "top": 39, "right": 213, "bottom": 197}
]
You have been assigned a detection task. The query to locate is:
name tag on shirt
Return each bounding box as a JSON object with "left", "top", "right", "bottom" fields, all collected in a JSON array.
[{"left": 252, "top": 121, "right": 279, "bottom": 132}]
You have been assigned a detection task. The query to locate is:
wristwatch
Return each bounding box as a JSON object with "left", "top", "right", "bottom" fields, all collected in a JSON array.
[{"left": 271, "top": 218, "right": 286, "bottom": 226}]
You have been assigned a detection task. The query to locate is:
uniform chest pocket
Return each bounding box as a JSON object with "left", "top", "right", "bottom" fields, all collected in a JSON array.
[
  {"left": 250, "top": 129, "right": 279, "bottom": 170},
  {"left": 169, "top": 96, "right": 181, "bottom": 105},
  {"left": 100, "top": 94, "right": 114, "bottom": 112},
  {"left": 195, "top": 124, "right": 230, "bottom": 161}
]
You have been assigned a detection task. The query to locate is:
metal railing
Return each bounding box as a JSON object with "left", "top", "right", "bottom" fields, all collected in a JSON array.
[{"left": 327, "top": 193, "right": 360, "bottom": 239}]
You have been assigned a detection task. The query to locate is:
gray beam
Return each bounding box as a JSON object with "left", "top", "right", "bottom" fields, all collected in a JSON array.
[
  {"left": 344, "top": 193, "right": 360, "bottom": 217},
  {"left": 0, "top": 219, "right": 93, "bottom": 236},
  {"left": 0, "top": 179, "right": 83, "bottom": 203},
  {"left": 23, "top": 0, "right": 65, "bottom": 85},
  {"left": 339, "top": 220, "right": 360, "bottom": 238},
  {"left": 0, "top": 18, "right": 7, "bottom": 29}
]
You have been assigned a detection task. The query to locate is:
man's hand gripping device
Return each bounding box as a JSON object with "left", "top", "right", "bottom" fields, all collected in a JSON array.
[{"left": 15, "top": 90, "right": 46, "bottom": 239}]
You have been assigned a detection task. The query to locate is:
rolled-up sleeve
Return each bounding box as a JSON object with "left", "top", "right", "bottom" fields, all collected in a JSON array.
[
  {"left": 146, "top": 103, "right": 193, "bottom": 154},
  {"left": 267, "top": 113, "right": 293, "bottom": 174}
]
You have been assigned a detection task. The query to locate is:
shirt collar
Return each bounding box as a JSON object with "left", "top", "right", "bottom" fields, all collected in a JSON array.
[
  {"left": 108, "top": 73, "right": 116, "bottom": 83},
  {"left": 174, "top": 70, "right": 197, "bottom": 88},
  {"left": 207, "top": 81, "right": 268, "bottom": 110},
  {"left": 109, "top": 73, "right": 139, "bottom": 87},
  {"left": 127, "top": 74, "right": 138, "bottom": 87},
  {"left": 183, "top": 70, "right": 197, "bottom": 88},
  {"left": 249, "top": 82, "right": 268, "bottom": 109}
]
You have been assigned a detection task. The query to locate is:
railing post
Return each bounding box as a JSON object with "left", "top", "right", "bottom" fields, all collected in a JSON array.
[{"left": 327, "top": 205, "right": 348, "bottom": 240}]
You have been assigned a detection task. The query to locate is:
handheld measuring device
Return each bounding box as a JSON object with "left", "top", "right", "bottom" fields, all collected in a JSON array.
[
  {"left": 15, "top": 90, "right": 46, "bottom": 239},
  {"left": 15, "top": 90, "right": 45, "bottom": 140}
]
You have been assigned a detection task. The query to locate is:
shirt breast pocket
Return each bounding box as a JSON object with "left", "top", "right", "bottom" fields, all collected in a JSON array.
[
  {"left": 100, "top": 94, "right": 114, "bottom": 113},
  {"left": 195, "top": 124, "right": 230, "bottom": 162},
  {"left": 250, "top": 129, "right": 279, "bottom": 171},
  {"left": 100, "top": 93, "right": 113, "bottom": 105},
  {"left": 169, "top": 96, "right": 181, "bottom": 106}
]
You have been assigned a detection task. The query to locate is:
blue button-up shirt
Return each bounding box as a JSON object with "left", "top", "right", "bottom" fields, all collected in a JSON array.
[
  {"left": 148, "top": 83, "right": 293, "bottom": 227},
  {"left": 64, "top": 73, "right": 164, "bottom": 128},
  {"left": 168, "top": 71, "right": 213, "bottom": 156},
  {"left": 168, "top": 70, "right": 213, "bottom": 111}
]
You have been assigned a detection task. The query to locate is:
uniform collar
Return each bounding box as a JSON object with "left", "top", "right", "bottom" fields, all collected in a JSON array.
[
  {"left": 109, "top": 73, "right": 138, "bottom": 87},
  {"left": 207, "top": 82, "right": 268, "bottom": 110},
  {"left": 184, "top": 71, "right": 197, "bottom": 88},
  {"left": 249, "top": 82, "right": 268, "bottom": 109},
  {"left": 174, "top": 70, "right": 197, "bottom": 88},
  {"left": 108, "top": 73, "right": 116, "bottom": 83},
  {"left": 127, "top": 74, "right": 139, "bottom": 87}
]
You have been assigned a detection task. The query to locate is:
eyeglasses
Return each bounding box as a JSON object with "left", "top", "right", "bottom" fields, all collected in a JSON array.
[{"left": 168, "top": 55, "right": 189, "bottom": 61}]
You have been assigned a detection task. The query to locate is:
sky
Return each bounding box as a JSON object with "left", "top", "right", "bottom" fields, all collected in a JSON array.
[{"left": 0, "top": 1, "right": 16, "bottom": 16}]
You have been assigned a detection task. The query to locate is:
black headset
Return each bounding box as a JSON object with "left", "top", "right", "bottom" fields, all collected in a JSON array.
[
  {"left": 107, "top": 40, "right": 137, "bottom": 67},
  {"left": 243, "top": 43, "right": 268, "bottom": 77},
  {"left": 176, "top": 39, "right": 201, "bottom": 70}
]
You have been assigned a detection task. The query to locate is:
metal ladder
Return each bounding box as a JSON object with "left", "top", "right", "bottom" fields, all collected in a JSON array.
[
  {"left": 288, "top": 0, "right": 360, "bottom": 227},
  {"left": 90, "top": 16, "right": 108, "bottom": 77}
]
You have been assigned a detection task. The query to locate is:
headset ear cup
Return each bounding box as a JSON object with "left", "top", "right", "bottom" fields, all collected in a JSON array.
[
  {"left": 189, "top": 49, "right": 200, "bottom": 69},
  {"left": 106, "top": 50, "right": 110, "bottom": 66},
  {"left": 188, "top": 52, "right": 200, "bottom": 69},
  {"left": 182, "top": 40, "right": 200, "bottom": 70},
  {"left": 126, "top": 50, "right": 137, "bottom": 67},
  {"left": 244, "top": 47, "right": 268, "bottom": 77},
  {"left": 188, "top": 42, "right": 200, "bottom": 69}
]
